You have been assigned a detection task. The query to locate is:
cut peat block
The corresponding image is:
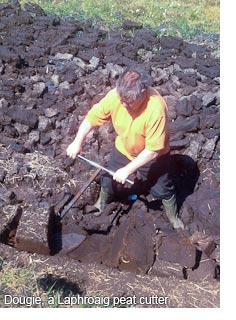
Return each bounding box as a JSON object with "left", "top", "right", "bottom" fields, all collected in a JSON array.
[{"left": 14, "top": 205, "right": 51, "bottom": 255}]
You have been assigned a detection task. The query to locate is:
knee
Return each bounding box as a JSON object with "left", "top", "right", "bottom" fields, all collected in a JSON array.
[{"left": 150, "top": 185, "right": 175, "bottom": 200}]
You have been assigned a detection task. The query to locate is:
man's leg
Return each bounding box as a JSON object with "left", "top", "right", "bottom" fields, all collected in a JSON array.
[
  {"left": 94, "top": 147, "right": 130, "bottom": 215},
  {"left": 138, "top": 153, "right": 184, "bottom": 229}
]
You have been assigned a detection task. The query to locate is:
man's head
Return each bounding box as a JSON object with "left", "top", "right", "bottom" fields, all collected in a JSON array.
[{"left": 116, "top": 68, "right": 153, "bottom": 113}]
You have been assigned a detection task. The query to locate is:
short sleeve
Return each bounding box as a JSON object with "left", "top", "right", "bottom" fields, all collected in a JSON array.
[{"left": 85, "top": 89, "right": 116, "bottom": 126}]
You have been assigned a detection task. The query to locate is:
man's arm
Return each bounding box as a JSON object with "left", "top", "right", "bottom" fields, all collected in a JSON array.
[
  {"left": 67, "top": 89, "right": 116, "bottom": 159},
  {"left": 113, "top": 149, "right": 159, "bottom": 184},
  {"left": 66, "top": 119, "right": 94, "bottom": 159}
]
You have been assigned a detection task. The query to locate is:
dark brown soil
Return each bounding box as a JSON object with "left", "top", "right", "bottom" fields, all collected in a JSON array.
[{"left": 0, "top": 1, "right": 220, "bottom": 308}]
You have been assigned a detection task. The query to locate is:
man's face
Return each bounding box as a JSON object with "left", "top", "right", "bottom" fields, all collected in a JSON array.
[{"left": 120, "top": 89, "right": 147, "bottom": 113}]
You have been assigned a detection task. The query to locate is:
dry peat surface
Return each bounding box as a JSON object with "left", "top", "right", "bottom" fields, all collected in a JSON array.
[{"left": 0, "top": 2, "right": 220, "bottom": 308}]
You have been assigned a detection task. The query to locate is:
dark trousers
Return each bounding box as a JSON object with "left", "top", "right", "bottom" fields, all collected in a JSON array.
[{"left": 101, "top": 147, "right": 175, "bottom": 200}]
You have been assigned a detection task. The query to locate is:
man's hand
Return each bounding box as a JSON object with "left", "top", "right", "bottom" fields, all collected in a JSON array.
[
  {"left": 66, "top": 119, "right": 94, "bottom": 159},
  {"left": 66, "top": 141, "right": 82, "bottom": 159},
  {"left": 112, "top": 149, "right": 159, "bottom": 184},
  {"left": 113, "top": 167, "right": 131, "bottom": 184}
]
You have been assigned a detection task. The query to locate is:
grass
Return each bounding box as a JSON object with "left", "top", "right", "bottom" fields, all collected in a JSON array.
[
  {"left": 0, "top": 252, "right": 220, "bottom": 308},
  {"left": 0, "top": 258, "right": 127, "bottom": 308},
  {"left": 0, "top": 257, "right": 82, "bottom": 308},
  {"left": 0, "top": 258, "right": 40, "bottom": 307},
  {"left": 16, "top": 0, "right": 219, "bottom": 38}
]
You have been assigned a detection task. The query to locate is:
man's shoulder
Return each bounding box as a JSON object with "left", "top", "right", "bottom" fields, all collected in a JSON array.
[
  {"left": 106, "top": 88, "right": 119, "bottom": 99},
  {"left": 147, "top": 87, "right": 167, "bottom": 115},
  {"left": 147, "top": 87, "right": 164, "bottom": 101},
  {"left": 100, "top": 88, "right": 119, "bottom": 106}
]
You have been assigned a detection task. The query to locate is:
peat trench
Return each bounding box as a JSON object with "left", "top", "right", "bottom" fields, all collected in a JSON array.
[{"left": 0, "top": 1, "right": 220, "bottom": 282}]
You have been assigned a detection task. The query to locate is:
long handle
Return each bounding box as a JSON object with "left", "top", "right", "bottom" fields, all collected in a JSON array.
[
  {"left": 77, "top": 154, "right": 134, "bottom": 185},
  {"left": 60, "top": 167, "right": 102, "bottom": 220}
]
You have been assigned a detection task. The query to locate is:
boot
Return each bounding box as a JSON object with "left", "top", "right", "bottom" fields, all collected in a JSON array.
[
  {"left": 93, "top": 187, "right": 111, "bottom": 216},
  {"left": 162, "top": 194, "right": 184, "bottom": 230}
]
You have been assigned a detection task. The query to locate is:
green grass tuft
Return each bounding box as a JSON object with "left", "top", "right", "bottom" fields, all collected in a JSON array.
[{"left": 16, "top": 0, "right": 219, "bottom": 37}]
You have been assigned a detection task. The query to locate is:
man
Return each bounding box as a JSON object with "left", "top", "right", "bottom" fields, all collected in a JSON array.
[{"left": 66, "top": 68, "right": 184, "bottom": 230}]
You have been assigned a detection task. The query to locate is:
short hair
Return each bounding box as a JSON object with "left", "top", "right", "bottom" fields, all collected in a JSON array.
[{"left": 116, "top": 68, "right": 153, "bottom": 104}]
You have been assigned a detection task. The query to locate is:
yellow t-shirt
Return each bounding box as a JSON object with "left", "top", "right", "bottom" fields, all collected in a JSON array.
[{"left": 85, "top": 87, "right": 170, "bottom": 160}]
